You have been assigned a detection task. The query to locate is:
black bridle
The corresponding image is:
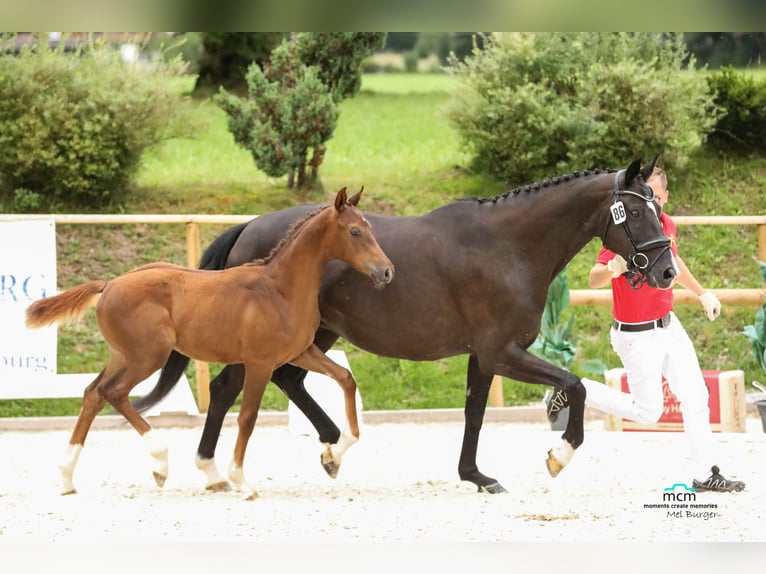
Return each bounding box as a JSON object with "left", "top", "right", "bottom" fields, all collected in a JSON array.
[{"left": 601, "top": 170, "right": 672, "bottom": 288}]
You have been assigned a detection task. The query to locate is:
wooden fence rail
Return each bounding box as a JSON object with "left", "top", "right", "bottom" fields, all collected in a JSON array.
[{"left": 2, "top": 213, "right": 764, "bottom": 411}]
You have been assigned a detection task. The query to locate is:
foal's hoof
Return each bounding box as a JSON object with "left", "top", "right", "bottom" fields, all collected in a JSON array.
[
  {"left": 153, "top": 471, "right": 167, "bottom": 488},
  {"left": 205, "top": 481, "right": 232, "bottom": 493},
  {"left": 320, "top": 452, "right": 340, "bottom": 479},
  {"left": 478, "top": 481, "right": 508, "bottom": 494}
]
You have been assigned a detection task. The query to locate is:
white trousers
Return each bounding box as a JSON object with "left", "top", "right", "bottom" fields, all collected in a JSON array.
[{"left": 582, "top": 312, "right": 718, "bottom": 478}]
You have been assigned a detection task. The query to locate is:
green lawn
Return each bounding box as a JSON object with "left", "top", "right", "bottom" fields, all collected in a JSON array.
[{"left": 3, "top": 71, "right": 765, "bottom": 417}]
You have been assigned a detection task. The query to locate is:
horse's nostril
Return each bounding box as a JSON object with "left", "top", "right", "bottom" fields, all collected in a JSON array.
[
  {"left": 664, "top": 267, "right": 676, "bottom": 281},
  {"left": 384, "top": 268, "right": 394, "bottom": 282}
]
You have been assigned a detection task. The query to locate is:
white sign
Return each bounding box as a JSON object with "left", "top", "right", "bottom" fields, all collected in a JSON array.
[{"left": 0, "top": 218, "right": 58, "bottom": 380}]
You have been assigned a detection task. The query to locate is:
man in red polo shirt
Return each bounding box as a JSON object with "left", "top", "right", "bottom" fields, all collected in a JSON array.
[{"left": 546, "top": 167, "right": 745, "bottom": 492}]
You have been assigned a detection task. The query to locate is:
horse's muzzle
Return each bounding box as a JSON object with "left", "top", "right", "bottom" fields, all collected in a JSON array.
[{"left": 370, "top": 265, "right": 395, "bottom": 288}]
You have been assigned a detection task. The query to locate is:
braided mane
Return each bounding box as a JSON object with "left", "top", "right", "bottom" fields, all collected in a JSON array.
[{"left": 470, "top": 168, "right": 617, "bottom": 205}]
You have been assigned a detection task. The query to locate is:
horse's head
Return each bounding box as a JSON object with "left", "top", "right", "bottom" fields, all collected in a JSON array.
[
  {"left": 602, "top": 157, "right": 676, "bottom": 290},
  {"left": 331, "top": 187, "right": 395, "bottom": 288}
]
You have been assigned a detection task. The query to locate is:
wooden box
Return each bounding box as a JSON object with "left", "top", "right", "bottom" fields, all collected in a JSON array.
[{"left": 604, "top": 368, "right": 746, "bottom": 432}]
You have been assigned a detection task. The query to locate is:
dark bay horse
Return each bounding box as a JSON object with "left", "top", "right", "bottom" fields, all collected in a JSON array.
[
  {"left": 25, "top": 188, "right": 394, "bottom": 499},
  {"left": 139, "top": 157, "right": 676, "bottom": 493}
]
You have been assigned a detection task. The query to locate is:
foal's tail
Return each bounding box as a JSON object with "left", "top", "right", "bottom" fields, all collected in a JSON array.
[
  {"left": 132, "top": 220, "right": 251, "bottom": 414},
  {"left": 25, "top": 281, "right": 107, "bottom": 329}
]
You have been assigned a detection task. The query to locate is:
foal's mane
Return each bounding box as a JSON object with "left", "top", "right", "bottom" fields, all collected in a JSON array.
[
  {"left": 468, "top": 168, "right": 617, "bottom": 205},
  {"left": 246, "top": 205, "right": 330, "bottom": 267}
]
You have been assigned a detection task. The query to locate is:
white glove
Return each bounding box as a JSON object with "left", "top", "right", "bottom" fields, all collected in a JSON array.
[
  {"left": 607, "top": 254, "right": 628, "bottom": 278},
  {"left": 698, "top": 290, "right": 721, "bottom": 321}
]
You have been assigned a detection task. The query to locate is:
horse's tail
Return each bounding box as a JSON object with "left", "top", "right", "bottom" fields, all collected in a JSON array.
[
  {"left": 199, "top": 221, "right": 250, "bottom": 270},
  {"left": 132, "top": 220, "right": 251, "bottom": 414},
  {"left": 25, "top": 281, "right": 107, "bottom": 328}
]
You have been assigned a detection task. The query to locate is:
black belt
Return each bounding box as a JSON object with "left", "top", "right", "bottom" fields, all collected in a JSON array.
[{"left": 613, "top": 313, "right": 671, "bottom": 332}]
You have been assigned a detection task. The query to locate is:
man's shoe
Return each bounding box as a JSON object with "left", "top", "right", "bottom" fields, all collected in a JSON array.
[
  {"left": 692, "top": 465, "right": 746, "bottom": 492},
  {"left": 544, "top": 388, "right": 569, "bottom": 424}
]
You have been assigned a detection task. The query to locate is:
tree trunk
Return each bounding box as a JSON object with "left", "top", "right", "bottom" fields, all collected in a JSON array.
[{"left": 310, "top": 146, "right": 326, "bottom": 181}]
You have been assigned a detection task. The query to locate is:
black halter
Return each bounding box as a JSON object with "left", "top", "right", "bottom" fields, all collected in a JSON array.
[{"left": 602, "top": 170, "right": 672, "bottom": 289}]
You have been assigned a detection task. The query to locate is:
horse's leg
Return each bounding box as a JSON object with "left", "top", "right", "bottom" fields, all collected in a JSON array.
[
  {"left": 99, "top": 355, "right": 172, "bottom": 488},
  {"left": 272, "top": 328, "right": 342, "bottom": 446},
  {"left": 458, "top": 355, "right": 507, "bottom": 493},
  {"left": 227, "top": 364, "right": 270, "bottom": 500},
  {"left": 493, "top": 344, "right": 585, "bottom": 478},
  {"left": 289, "top": 344, "right": 360, "bottom": 478},
  {"left": 59, "top": 370, "right": 108, "bottom": 495},
  {"left": 195, "top": 363, "right": 245, "bottom": 491}
]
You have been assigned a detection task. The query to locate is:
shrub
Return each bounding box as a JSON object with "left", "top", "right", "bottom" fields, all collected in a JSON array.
[
  {"left": 446, "top": 33, "right": 722, "bottom": 184},
  {"left": 742, "top": 261, "right": 766, "bottom": 375},
  {"left": 706, "top": 67, "right": 766, "bottom": 154},
  {"left": 0, "top": 35, "right": 194, "bottom": 209}
]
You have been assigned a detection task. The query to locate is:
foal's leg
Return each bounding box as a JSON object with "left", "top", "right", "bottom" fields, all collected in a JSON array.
[
  {"left": 59, "top": 370, "right": 107, "bottom": 495},
  {"left": 196, "top": 364, "right": 245, "bottom": 491},
  {"left": 289, "top": 344, "right": 361, "bottom": 478},
  {"left": 98, "top": 352, "right": 173, "bottom": 488},
  {"left": 227, "top": 364, "right": 270, "bottom": 500}
]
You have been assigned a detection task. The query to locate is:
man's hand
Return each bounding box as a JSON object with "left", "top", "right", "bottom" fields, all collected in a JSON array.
[
  {"left": 607, "top": 254, "right": 628, "bottom": 278},
  {"left": 699, "top": 290, "right": 721, "bottom": 321}
]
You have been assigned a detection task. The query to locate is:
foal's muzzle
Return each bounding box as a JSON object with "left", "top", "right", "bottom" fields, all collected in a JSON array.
[{"left": 370, "top": 264, "right": 395, "bottom": 288}]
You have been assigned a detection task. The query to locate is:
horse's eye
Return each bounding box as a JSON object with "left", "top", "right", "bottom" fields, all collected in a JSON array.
[
  {"left": 630, "top": 209, "right": 641, "bottom": 218},
  {"left": 350, "top": 228, "right": 362, "bottom": 238}
]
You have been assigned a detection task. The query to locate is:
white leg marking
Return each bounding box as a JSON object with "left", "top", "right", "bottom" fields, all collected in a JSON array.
[
  {"left": 228, "top": 460, "right": 258, "bottom": 500},
  {"left": 195, "top": 454, "right": 227, "bottom": 488},
  {"left": 546, "top": 439, "right": 576, "bottom": 478},
  {"left": 552, "top": 439, "right": 575, "bottom": 467},
  {"left": 59, "top": 444, "right": 82, "bottom": 495},
  {"left": 143, "top": 429, "right": 169, "bottom": 484},
  {"left": 329, "top": 427, "right": 360, "bottom": 462}
]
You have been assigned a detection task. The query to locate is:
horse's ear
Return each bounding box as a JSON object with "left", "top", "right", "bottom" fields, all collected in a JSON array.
[
  {"left": 347, "top": 186, "right": 364, "bottom": 207},
  {"left": 624, "top": 158, "right": 642, "bottom": 184},
  {"left": 640, "top": 154, "right": 660, "bottom": 181},
  {"left": 334, "top": 187, "right": 348, "bottom": 212}
]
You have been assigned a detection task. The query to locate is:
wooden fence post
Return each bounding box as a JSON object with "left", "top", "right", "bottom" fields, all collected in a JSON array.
[
  {"left": 489, "top": 375, "right": 504, "bottom": 407},
  {"left": 186, "top": 221, "right": 210, "bottom": 412}
]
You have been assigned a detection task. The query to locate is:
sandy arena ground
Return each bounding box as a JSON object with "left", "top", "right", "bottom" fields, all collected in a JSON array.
[{"left": 1, "top": 414, "right": 763, "bottom": 547}]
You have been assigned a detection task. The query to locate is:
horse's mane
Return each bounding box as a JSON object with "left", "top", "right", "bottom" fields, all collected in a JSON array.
[
  {"left": 467, "top": 168, "right": 617, "bottom": 205},
  {"left": 245, "top": 205, "right": 330, "bottom": 267}
]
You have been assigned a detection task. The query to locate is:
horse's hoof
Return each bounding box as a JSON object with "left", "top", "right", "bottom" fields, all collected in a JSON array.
[
  {"left": 546, "top": 439, "right": 575, "bottom": 478},
  {"left": 546, "top": 450, "right": 565, "bottom": 478},
  {"left": 60, "top": 488, "right": 77, "bottom": 496},
  {"left": 153, "top": 471, "right": 167, "bottom": 488},
  {"left": 478, "top": 481, "right": 508, "bottom": 494},
  {"left": 321, "top": 453, "right": 339, "bottom": 479},
  {"left": 205, "top": 481, "right": 232, "bottom": 492},
  {"left": 245, "top": 492, "right": 260, "bottom": 501}
]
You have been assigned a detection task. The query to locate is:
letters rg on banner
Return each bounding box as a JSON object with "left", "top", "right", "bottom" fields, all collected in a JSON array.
[{"left": 0, "top": 219, "right": 58, "bottom": 378}]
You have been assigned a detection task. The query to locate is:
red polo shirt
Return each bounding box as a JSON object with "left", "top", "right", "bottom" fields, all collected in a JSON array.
[{"left": 597, "top": 212, "right": 678, "bottom": 323}]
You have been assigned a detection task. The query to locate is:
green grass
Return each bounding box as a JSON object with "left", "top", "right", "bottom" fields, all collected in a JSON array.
[{"left": 3, "top": 71, "right": 765, "bottom": 417}]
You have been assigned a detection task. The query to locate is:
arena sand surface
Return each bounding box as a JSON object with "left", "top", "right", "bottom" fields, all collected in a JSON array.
[{"left": 1, "top": 416, "right": 763, "bottom": 546}]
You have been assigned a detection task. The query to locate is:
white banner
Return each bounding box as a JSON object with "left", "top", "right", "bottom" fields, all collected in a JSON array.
[{"left": 0, "top": 218, "right": 58, "bottom": 380}]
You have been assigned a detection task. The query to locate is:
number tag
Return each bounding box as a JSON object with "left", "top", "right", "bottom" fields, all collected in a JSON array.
[{"left": 610, "top": 201, "right": 627, "bottom": 224}]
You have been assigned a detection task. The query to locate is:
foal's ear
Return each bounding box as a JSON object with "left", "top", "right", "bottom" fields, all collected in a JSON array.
[
  {"left": 334, "top": 187, "right": 349, "bottom": 211},
  {"left": 624, "top": 158, "right": 642, "bottom": 184},
  {"left": 640, "top": 154, "right": 660, "bottom": 181},
  {"left": 347, "top": 186, "right": 364, "bottom": 207}
]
